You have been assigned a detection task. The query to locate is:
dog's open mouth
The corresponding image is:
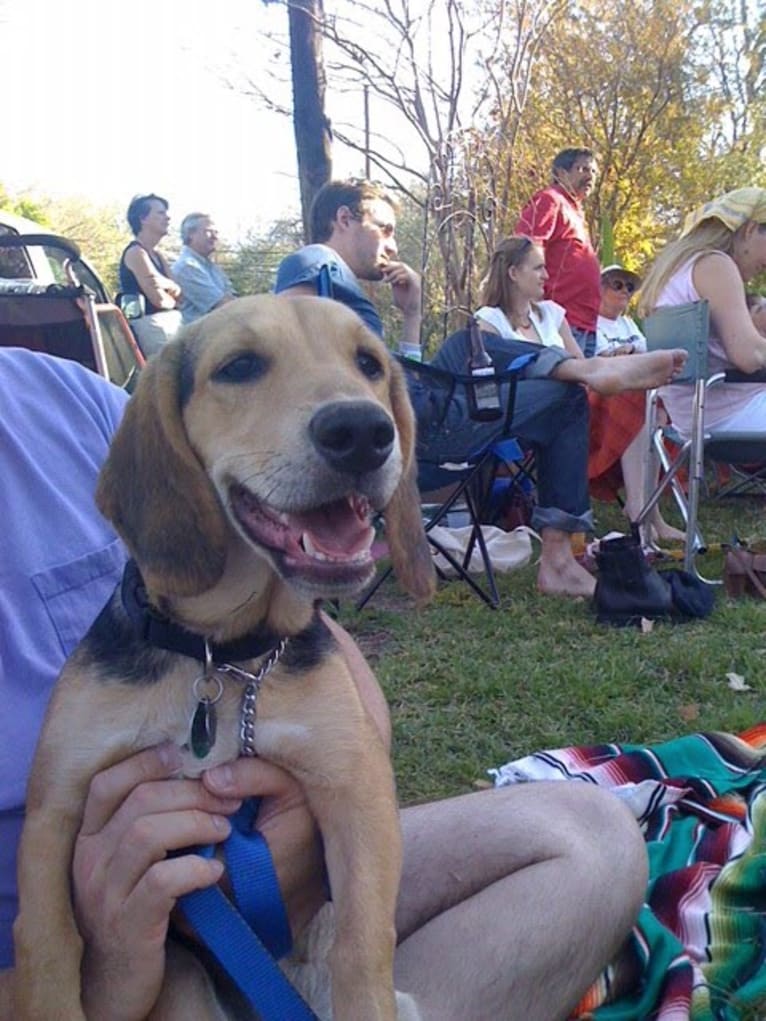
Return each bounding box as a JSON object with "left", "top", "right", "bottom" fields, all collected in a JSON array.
[{"left": 230, "top": 483, "right": 376, "bottom": 588}]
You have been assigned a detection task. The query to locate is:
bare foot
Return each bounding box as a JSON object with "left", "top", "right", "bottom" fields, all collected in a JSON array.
[
  {"left": 649, "top": 520, "right": 686, "bottom": 543},
  {"left": 584, "top": 350, "right": 688, "bottom": 396},
  {"left": 537, "top": 557, "right": 596, "bottom": 598}
]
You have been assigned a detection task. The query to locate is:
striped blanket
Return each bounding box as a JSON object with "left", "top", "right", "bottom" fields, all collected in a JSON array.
[{"left": 490, "top": 726, "right": 766, "bottom": 1020}]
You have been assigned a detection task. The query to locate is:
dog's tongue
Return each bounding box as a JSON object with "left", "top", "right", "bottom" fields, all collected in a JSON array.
[{"left": 295, "top": 496, "right": 373, "bottom": 557}]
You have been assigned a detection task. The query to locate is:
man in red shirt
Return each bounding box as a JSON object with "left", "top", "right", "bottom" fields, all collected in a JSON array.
[{"left": 516, "top": 148, "right": 601, "bottom": 357}]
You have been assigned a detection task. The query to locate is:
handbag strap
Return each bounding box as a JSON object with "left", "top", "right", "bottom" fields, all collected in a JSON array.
[{"left": 728, "top": 546, "right": 766, "bottom": 599}]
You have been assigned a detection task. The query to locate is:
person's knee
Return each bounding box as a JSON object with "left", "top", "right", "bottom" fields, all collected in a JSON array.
[{"left": 563, "top": 784, "right": 647, "bottom": 910}]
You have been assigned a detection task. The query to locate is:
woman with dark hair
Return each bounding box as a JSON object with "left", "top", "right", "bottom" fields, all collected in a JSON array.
[
  {"left": 431, "top": 238, "right": 686, "bottom": 595},
  {"left": 472, "top": 237, "right": 687, "bottom": 542},
  {"left": 473, "top": 237, "right": 684, "bottom": 397},
  {"left": 118, "top": 194, "right": 182, "bottom": 356}
]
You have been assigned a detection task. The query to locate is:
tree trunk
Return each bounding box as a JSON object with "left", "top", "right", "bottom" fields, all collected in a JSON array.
[{"left": 288, "top": 0, "right": 333, "bottom": 241}]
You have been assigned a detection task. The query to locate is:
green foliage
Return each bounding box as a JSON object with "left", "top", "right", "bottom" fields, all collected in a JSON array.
[
  {"left": 0, "top": 185, "right": 50, "bottom": 226},
  {"left": 223, "top": 217, "right": 304, "bottom": 297}
]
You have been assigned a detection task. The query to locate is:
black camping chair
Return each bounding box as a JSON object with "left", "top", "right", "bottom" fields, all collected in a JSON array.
[{"left": 358, "top": 332, "right": 537, "bottom": 609}]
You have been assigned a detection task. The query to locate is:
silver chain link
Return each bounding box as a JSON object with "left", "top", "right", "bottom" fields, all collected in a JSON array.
[{"left": 227, "top": 639, "right": 288, "bottom": 756}]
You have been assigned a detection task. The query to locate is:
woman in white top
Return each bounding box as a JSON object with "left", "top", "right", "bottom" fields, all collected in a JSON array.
[
  {"left": 475, "top": 238, "right": 688, "bottom": 542},
  {"left": 474, "top": 237, "right": 682, "bottom": 395},
  {"left": 595, "top": 265, "right": 647, "bottom": 355},
  {"left": 639, "top": 187, "right": 766, "bottom": 437},
  {"left": 475, "top": 238, "right": 582, "bottom": 354}
]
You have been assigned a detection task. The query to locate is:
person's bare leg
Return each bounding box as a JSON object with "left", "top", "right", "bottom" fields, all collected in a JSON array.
[
  {"left": 620, "top": 428, "right": 685, "bottom": 543},
  {"left": 537, "top": 527, "right": 596, "bottom": 598},
  {"left": 554, "top": 350, "right": 687, "bottom": 396},
  {"left": 394, "top": 783, "right": 647, "bottom": 1021}
]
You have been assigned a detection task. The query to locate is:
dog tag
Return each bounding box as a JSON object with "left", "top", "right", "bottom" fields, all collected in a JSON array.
[
  {"left": 190, "top": 698, "right": 217, "bottom": 759},
  {"left": 189, "top": 659, "right": 223, "bottom": 760}
]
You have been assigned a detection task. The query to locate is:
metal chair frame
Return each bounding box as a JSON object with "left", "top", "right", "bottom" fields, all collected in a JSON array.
[{"left": 637, "top": 299, "right": 766, "bottom": 577}]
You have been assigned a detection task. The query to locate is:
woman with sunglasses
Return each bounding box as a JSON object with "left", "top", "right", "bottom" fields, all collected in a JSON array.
[
  {"left": 595, "top": 266, "right": 646, "bottom": 355},
  {"left": 589, "top": 266, "right": 685, "bottom": 542}
]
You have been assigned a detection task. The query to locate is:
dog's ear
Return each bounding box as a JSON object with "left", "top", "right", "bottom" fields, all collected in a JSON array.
[
  {"left": 96, "top": 338, "right": 228, "bottom": 597},
  {"left": 383, "top": 356, "right": 436, "bottom": 605}
]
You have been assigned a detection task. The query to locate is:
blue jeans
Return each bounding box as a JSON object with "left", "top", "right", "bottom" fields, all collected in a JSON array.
[{"left": 411, "top": 333, "right": 594, "bottom": 534}]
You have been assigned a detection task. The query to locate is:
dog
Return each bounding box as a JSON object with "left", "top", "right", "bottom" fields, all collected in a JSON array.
[{"left": 13, "top": 294, "right": 436, "bottom": 1020}]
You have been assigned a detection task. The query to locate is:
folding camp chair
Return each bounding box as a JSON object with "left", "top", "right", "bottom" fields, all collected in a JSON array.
[
  {"left": 636, "top": 300, "right": 766, "bottom": 577},
  {"left": 357, "top": 349, "right": 535, "bottom": 609}
]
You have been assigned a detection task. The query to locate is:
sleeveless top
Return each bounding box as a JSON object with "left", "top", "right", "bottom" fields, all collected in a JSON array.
[
  {"left": 656, "top": 253, "right": 763, "bottom": 437},
  {"left": 118, "top": 240, "right": 167, "bottom": 316},
  {"left": 474, "top": 300, "right": 566, "bottom": 348}
]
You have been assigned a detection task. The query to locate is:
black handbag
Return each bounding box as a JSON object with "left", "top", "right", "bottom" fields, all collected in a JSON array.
[{"left": 593, "top": 527, "right": 714, "bottom": 627}]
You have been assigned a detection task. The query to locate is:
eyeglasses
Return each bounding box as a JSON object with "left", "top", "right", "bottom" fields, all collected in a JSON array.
[{"left": 607, "top": 278, "right": 636, "bottom": 295}]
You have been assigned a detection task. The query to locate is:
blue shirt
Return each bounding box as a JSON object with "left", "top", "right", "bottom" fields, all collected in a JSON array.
[
  {"left": 0, "top": 349, "right": 128, "bottom": 968},
  {"left": 172, "top": 245, "right": 235, "bottom": 324},
  {"left": 274, "top": 244, "right": 383, "bottom": 337}
]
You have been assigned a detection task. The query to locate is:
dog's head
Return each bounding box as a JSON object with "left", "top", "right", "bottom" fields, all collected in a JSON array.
[{"left": 97, "top": 295, "right": 435, "bottom": 607}]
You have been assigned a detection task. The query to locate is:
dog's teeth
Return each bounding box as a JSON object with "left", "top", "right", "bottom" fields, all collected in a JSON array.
[{"left": 303, "top": 534, "right": 331, "bottom": 560}]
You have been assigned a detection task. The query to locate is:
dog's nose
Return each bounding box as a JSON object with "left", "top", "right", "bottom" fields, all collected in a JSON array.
[{"left": 310, "top": 401, "right": 395, "bottom": 475}]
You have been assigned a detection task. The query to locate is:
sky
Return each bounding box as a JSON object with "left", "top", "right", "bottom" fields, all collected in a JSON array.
[{"left": 0, "top": 0, "right": 372, "bottom": 243}]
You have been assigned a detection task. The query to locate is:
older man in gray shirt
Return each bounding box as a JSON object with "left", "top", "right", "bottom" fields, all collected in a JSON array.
[{"left": 172, "top": 212, "right": 236, "bottom": 323}]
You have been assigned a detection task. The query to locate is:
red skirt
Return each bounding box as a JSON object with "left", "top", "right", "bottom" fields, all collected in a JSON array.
[{"left": 588, "top": 390, "right": 646, "bottom": 501}]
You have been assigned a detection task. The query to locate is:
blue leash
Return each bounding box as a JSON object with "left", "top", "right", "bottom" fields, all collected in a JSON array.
[{"left": 178, "top": 799, "right": 320, "bottom": 1020}]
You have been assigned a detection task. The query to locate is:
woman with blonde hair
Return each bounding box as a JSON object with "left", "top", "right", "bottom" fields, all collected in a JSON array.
[{"left": 639, "top": 187, "right": 766, "bottom": 436}]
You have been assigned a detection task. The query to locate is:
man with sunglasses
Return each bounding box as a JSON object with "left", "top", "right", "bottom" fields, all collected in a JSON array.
[
  {"left": 274, "top": 179, "right": 423, "bottom": 358},
  {"left": 516, "top": 148, "right": 601, "bottom": 357},
  {"left": 595, "top": 265, "right": 647, "bottom": 356}
]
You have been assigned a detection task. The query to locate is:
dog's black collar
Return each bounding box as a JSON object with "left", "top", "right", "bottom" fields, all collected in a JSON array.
[{"left": 120, "top": 559, "right": 280, "bottom": 664}]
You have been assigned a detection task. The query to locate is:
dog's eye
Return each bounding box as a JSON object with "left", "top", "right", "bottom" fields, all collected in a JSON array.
[
  {"left": 356, "top": 350, "right": 384, "bottom": 380},
  {"left": 213, "top": 353, "right": 269, "bottom": 383}
]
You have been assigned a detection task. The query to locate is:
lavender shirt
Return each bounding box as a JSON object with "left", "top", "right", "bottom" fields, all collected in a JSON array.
[{"left": 0, "top": 349, "right": 128, "bottom": 967}]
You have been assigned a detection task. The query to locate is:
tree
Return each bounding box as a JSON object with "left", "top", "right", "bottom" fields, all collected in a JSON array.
[
  {"left": 0, "top": 184, "right": 50, "bottom": 227},
  {"left": 286, "top": 0, "right": 333, "bottom": 239},
  {"left": 515, "top": 0, "right": 706, "bottom": 264},
  {"left": 249, "top": 0, "right": 765, "bottom": 338}
]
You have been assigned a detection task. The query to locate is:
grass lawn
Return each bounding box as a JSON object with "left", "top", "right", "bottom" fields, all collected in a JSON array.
[{"left": 339, "top": 493, "right": 766, "bottom": 805}]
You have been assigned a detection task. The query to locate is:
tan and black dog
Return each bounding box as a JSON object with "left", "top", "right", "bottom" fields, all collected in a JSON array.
[{"left": 13, "top": 294, "right": 435, "bottom": 1020}]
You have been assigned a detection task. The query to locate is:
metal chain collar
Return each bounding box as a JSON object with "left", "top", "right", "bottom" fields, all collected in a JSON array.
[{"left": 227, "top": 638, "right": 289, "bottom": 756}]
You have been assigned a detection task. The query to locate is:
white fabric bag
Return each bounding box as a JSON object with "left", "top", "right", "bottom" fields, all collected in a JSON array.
[{"left": 429, "top": 524, "right": 540, "bottom": 575}]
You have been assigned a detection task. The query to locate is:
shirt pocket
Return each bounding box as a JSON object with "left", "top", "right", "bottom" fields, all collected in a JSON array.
[{"left": 31, "top": 540, "right": 126, "bottom": 658}]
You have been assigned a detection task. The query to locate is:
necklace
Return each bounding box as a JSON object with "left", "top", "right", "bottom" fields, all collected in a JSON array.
[{"left": 510, "top": 311, "right": 533, "bottom": 330}]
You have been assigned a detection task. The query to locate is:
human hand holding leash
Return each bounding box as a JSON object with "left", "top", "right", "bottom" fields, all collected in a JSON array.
[
  {"left": 72, "top": 743, "right": 239, "bottom": 1021},
  {"left": 204, "top": 757, "right": 328, "bottom": 939}
]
